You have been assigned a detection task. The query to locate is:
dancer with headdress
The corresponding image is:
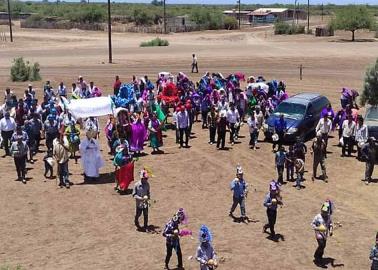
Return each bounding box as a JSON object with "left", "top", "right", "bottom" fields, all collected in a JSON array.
[
  {"left": 229, "top": 165, "right": 249, "bottom": 221},
  {"left": 163, "top": 208, "right": 188, "bottom": 270},
  {"left": 132, "top": 168, "right": 150, "bottom": 232},
  {"left": 196, "top": 225, "right": 218, "bottom": 270},
  {"left": 370, "top": 233, "right": 378, "bottom": 270},
  {"left": 311, "top": 200, "right": 334, "bottom": 267}
]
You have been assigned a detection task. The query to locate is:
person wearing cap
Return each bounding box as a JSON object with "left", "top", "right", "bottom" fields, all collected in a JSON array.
[
  {"left": 53, "top": 134, "right": 70, "bottom": 188},
  {"left": 226, "top": 102, "right": 240, "bottom": 145},
  {"left": 216, "top": 111, "right": 227, "bottom": 149},
  {"left": 163, "top": 208, "right": 187, "bottom": 269},
  {"left": 311, "top": 134, "right": 328, "bottom": 182},
  {"left": 341, "top": 114, "right": 356, "bottom": 157},
  {"left": 275, "top": 146, "right": 286, "bottom": 185},
  {"left": 229, "top": 166, "right": 248, "bottom": 221},
  {"left": 263, "top": 184, "right": 283, "bottom": 238},
  {"left": 132, "top": 168, "right": 150, "bottom": 232},
  {"left": 361, "top": 137, "right": 376, "bottom": 185},
  {"left": 176, "top": 106, "right": 190, "bottom": 148},
  {"left": 0, "top": 111, "right": 16, "bottom": 156},
  {"left": 10, "top": 135, "right": 29, "bottom": 183},
  {"left": 207, "top": 106, "right": 218, "bottom": 145},
  {"left": 311, "top": 201, "right": 333, "bottom": 266},
  {"left": 369, "top": 233, "right": 378, "bottom": 270},
  {"left": 196, "top": 225, "right": 217, "bottom": 270}
]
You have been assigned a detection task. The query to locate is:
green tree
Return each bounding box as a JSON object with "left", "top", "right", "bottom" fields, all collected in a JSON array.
[
  {"left": 332, "top": 6, "right": 375, "bottom": 41},
  {"left": 360, "top": 58, "right": 378, "bottom": 106}
]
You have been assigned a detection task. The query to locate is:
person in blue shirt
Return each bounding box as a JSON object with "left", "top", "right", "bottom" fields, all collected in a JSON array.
[
  {"left": 273, "top": 113, "right": 287, "bottom": 151},
  {"left": 263, "top": 184, "right": 283, "bottom": 238},
  {"left": 275, "top": 146, "right": 287, "bottom": 184},
  {"left": 229, "top": 165, "right": 248, "bottom": 221}
]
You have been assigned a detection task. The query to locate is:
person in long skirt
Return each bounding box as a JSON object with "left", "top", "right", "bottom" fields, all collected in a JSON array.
[
  {"left": 79, "top": 134, "right": 104, "bottom": 182},
  {"left": 148, "top": 113, "right": 162, "bottom": 153}
]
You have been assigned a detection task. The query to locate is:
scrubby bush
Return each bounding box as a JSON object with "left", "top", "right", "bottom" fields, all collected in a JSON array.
[
  {"left": 140, "top": 37, "right": 169, "bottom": 47},
  {"left": 223, "top": 16, "right": 238, "bottom": 30},
  {"left": 10, "top": 57, "right": 41, "bottom": 82},
  {"left": 360, "top": 58, "right": 378, "bottom": 106},
  {"left": 190, "top": 8, "right": 223, "bottom": 30},
  {"left": 133, "top": 9, "right": 154, "bottom": 26},
  {"left": 274, "top": 21, "right": 305, "bottom": 35}
]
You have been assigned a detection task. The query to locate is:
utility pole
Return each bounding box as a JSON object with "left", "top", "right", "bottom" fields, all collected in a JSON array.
[
  {"left": 7, "top": 0, "right": 13, "bottom": 42},
  {"left": 321, "top": 3, "right": 324, "bottom": 21},
  {"left": 107, "top": 0, "right": 112, "bottom": 63},
  {"left": 238, "top": 0, "right": 241, "bottom": 29},
  {"left": 293, "top": 0, "right": 297, "bottom": 25},
  {"left": 307, "top": 0, "right": 310, "bottom": 33},
  {"left": 163, "top": 0, "right": 166, "bottom": 34}
]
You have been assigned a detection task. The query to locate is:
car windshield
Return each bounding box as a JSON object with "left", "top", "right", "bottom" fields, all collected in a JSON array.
[
  {"left": 365, "top": 107, "right": 378, "bottom": 120},
  {"left": 274, "top": 102, "right": 306, "bottom": 119}
]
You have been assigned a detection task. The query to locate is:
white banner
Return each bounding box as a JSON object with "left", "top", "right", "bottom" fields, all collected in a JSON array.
[{"left": 67, "top": 97, "right": 113, "bottom": 118}]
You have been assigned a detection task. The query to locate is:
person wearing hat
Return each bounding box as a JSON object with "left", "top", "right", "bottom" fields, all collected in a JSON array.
[
  {"left": 132, "top": 168, "right": 150, "bottom": 231},
  {"left": 275, "top": 146, "right": 286, "bottom": 185},
  {"left": 311, "top": 201, "right": 333, "bottom": 266},
  {"left": 216, "top": 111, "right": 227, "bottom": 150},
  {"left": 263, "top": 183, "right": 283, "bottom": 238},
  {"left": 0, "top": 111, "right": 16, "bottom": 157},
  {"left": 163, "top": 208, "right": 187, "bottom": 269},
  {"left": 10, "top": 135, "right": 29, "bottom": 183},
  {"left": 229, "top": 165, "right": 249, "bottom": 221},
  {"left": 176, "top": 105, "right": 190, "bottom": 148},
  {"left": 369, "top": 233, "right": 378, "bottom": 270},
  {"left": 196, "top": 225, "right": 217, "bottom": 270},
  {"left": 361, "top": 137, "right": 376, "bottom": 185},
  {"left": 53, "top": 134, "right": 70, "bottom": 188},
  {"left": 311, "top": 134, "right": 328, "bottom": 182}
]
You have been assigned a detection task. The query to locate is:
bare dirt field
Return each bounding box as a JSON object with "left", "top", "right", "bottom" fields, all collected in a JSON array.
[{"left": 0, "top": 22, "right": 378, "bottom": 270}]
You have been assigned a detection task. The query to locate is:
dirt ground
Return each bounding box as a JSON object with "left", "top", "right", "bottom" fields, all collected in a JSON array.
[{"left": 0, "top": 21, "right": 378, "bottom": 270}]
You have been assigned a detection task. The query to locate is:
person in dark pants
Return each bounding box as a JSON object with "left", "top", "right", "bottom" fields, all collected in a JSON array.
[
  {"left": 53, "top": 135, "right": 70, "bottom": 189},
  {"left": 263, "top": 184, "right": 282, "bottom": 238},
  {"left": 191, "top": 54, "right": 198, "bottom": 73},
  {"left": 362, "top": 137, "right": 377, "bottom": 185},
  {"left": 311, "top": 201, "right": 333, "bottom": 266},
  {"left": 0, "top": 111, "right": 16, "bottom": 157},
  {"left": 132, "top": 169, "right": 150, "bottom": 232},
  {"left": 207, "top": 106, "right": 217, "bottom": 144},
  {"left": 275, "top": 146, "right": 286, "bottom": 184},
  {"left": 176, "top": 106, "right": 190, "bottom": 148},
  {"left": 10, "top": 137, "right": 29, "bottom": 183},
  {"left": 201, "top": 95, "right": 211, "bottom": 129},
  {"left": 311, "top": 135, "right": 328, "bottom": 182},
  {"left": 341, "top": 114, "right": 356, "bottom": 157},
  {"left": 229, "top": 165, "right": 248, "bottom": 221},
  {"left": 163, "top": 208, "right": 187, "bottom": 270},
  {"left": 216, "top": 112, "right": 227, "bottom": 149},
  {"left": 44, "top": 115, "right": 59, "bottom": 152},
  {"left": 285, "top": 145, "right": 295, "bottom": 182},
  {"left": 273, "top": 114, "right": 287, "bottom": 151}
]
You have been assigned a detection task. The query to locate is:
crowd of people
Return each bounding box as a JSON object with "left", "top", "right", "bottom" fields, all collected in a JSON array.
[{"left": 0, "top": 71, "right": 377, "bottom": 269}]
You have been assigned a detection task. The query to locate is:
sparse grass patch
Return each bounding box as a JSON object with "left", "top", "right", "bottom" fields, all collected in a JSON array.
[{"left": 140, "top": 37, "right": 169, "bottom": 47}]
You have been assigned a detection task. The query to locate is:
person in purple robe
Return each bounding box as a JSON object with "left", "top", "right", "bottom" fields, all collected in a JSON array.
[
  {"left": 130, "top": 115, "right": 147, "bottom": 155},
  {"left": 320, "top": 104, "right": 335, "bottom": 120}
]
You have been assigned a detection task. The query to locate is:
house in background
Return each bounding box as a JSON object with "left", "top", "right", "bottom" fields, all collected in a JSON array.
[{"left": 223, "top": 10, "right": 251, "bottom": 25}]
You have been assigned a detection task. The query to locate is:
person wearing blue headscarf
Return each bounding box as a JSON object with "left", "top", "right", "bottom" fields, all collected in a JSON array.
[{"left": 196, "top": 225, "right": 217, "bottom": 270}]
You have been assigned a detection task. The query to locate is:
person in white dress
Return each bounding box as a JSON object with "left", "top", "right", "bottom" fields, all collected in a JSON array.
[{"left": 79, "top": 135, "right": 104, "bottom": 181}]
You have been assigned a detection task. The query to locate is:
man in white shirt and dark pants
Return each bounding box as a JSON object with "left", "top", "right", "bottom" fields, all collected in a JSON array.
[
  {"left": 341, "top": 114, "right": 356, "bottom": 157},
  {"left": 226, "top": 102, "right": 240, "bottom": 145},
  {"left": 191, "top": 54, "right": 198, "bottom": 73},
  {"left": 176, "top": 106, "right": 190, "bottom": 148},
  {"left": 0, "top": 112, "right": 16, "bottom": 157},
  {"left": 315, "top": 114, "right": 332, "bottom": 147}
]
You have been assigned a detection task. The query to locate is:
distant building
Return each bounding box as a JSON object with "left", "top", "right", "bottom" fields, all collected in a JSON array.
[
  {"left": 223, "top": 8, "right": 307, "bottom": 25},
  {"left": 165, "top": 15, "right": 197, "bottom": 32},
  {"left": 0, "top": 12, "right": 33, "bottom": 20},
  {"left": 223, "top": 10, "right": 251, "bottom": 25}
]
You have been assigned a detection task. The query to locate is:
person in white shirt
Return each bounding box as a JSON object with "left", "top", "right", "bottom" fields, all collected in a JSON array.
[
  {"left": 315, "top": 115, "right": 332, "bottom": 146},
  {"left": 226, "top": 103, "right": 240, "bottom": 145},
  {"left": 191, "top": 53, "right": 198, "bottom": 73},
  {"left": 0, "top": 112, "right": 16, "bottom": 156},
  {"left": 247, "top": 111, "right": 258, "bottom": 150},
  {"left": 57, "top": 82, "right": 67, "bottom": 97},
  {"left": 341, "top": 114, "right": 356, "bottom": 157},
  {"left": 355, "top": 116, "right": 368, "bottom": 160}
]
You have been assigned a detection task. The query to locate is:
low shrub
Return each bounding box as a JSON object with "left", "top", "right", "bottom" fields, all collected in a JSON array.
[
  {"left": 223, "top": 16, "right": 238, "bottom": 30},
  {"left": 140, "top": 37, "right": 169, "bottom": 47},
  {"left": 10, "top": 57, "right": 41, "bottom": 82},
  {"left": 274, "top": 21, "right": 306, "bottom": 35}
]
